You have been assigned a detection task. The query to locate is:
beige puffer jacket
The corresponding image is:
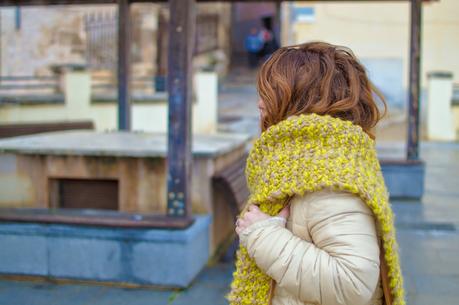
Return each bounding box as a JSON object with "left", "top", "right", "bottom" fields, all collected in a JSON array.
[{"left": 239, "top": 189, "right": 384, "bottom": 305}]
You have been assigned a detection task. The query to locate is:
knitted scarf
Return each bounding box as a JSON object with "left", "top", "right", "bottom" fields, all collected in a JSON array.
[{"left": 227, "top": 113, "right": 405, "bottom": 305}]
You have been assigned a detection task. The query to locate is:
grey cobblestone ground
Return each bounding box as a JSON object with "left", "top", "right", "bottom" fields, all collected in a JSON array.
[{"left": 393, "top": 142, "right": 459, "bottom": 305}]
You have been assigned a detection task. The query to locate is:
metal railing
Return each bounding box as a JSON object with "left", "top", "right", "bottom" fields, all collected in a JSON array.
[{"left": 84, "top": 12, "right": 118, "bottom": 71}]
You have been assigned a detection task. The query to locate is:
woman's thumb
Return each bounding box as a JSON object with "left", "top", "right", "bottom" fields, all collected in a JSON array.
[{"left": 278, "top": 205, "right": 290, "bottom": 219}]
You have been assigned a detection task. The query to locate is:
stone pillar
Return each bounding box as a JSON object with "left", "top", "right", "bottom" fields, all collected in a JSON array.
[{"left": 426, "top": 71, "right": 455, "bottom": 141}]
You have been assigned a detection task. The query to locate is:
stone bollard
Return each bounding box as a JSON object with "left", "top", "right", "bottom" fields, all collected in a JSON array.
[
  {"left": 426, "top": 71, "right": 455, "bottom": 141},
  {"left": 64, "top": 68, "right": 91, "bottom": 119},
  {"left": 50, "top": 63, "right": 91, "bottom": 121},
  {"left": 193, "top": 71, "right": 218, "bottom": 134}
]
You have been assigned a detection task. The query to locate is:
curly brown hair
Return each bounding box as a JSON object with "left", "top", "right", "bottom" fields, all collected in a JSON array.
[{"left": 257, "top": 41, "right": 387, "bottom": 139}]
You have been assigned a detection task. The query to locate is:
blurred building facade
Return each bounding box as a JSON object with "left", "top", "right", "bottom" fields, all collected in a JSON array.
[
  {"left": 0, "top": 3, "right": 232, "bottom": 87},
  {"left": 0, "top": 1, "right": 458, "bottom": 138},
  {"left": 282, "top": 0, "right": 459, "bottom": 123}
]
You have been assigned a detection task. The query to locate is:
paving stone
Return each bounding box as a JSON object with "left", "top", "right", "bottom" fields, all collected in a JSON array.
[
  {"left": 409, "top": 293, "right": 458, "bottom": 305},
  {"left": 90, "top": 287, "right": 172, "bottom": 305},
  {"left": 171, "top": 263, "right": 233, "bottom": 305},
  {"left": 0, "top": 281, "right": 106, "bottom": 305}
]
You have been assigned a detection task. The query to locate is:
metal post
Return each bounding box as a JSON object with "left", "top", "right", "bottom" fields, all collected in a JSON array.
[
  {"left": 0, "top": 10, "right": 2, "bottom": 79},
  {"left": 275, "top": 2, "right": 281, "bottom": 45},
  {"left": 117, "top": 0, "right": 130, "bottom": 130},
  {"left": 166, "top": 0, "right": 196, "bottom": 217},
  {"left": 15, "top": 7, "right": 21, "bottom": 30},
  {"left": 407, "top": 0, "right": 422, "bottom": 160}
]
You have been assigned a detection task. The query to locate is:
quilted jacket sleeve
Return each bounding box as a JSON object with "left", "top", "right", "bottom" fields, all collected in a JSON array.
[{"left": 241, "top": 190, "right": 381, "bottom": 305}]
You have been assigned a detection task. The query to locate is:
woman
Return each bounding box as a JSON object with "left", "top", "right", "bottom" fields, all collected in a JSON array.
[{"left": 228, "top": 42, "right": 405, "bottom": 305}]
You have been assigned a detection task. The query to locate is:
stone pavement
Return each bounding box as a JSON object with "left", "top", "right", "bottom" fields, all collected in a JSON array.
[
  {"left": 218, "top": 67, "right": 260, "bottom": 137},
  {"left": 0, "top": 141, "right": 458, "bottom": 305},
  {"left": 0, "top": 263, "right": 234, "bottom": 305},
  {"left": 392, "top": 142, "right": 459, "bottom": 305}
]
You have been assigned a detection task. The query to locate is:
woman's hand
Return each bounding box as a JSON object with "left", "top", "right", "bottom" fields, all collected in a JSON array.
[{"left": 235, "top": 204, "right": 290, "bottom": 235}]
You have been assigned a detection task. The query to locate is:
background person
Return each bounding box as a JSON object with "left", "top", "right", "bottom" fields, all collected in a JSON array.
[{"left": 244, "top": 27, "right": 264, "bottom": 68}]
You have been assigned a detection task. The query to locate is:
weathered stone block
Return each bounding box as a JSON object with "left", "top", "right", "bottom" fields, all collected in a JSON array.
[
  {"left": 0, "top": 223, "right": 47, "bottom": 275},
  {"left": 0, "top": 215, "right": 211, "bottom": 287},
  {"left": 48, "top": 237, "right": 123, "bottom": 281},
  {"left": 381, "top": 161, "right": 425, "bottom": 199}
]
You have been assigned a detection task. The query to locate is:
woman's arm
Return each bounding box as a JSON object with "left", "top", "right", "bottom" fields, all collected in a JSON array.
[{"left": 240, "top": 191, "right": 380, "bottom": 305}]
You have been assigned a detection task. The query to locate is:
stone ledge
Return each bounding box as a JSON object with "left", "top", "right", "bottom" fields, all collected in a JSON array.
[
  {"left": 0, "top": 130, "right": 251, "bottom": 158},
  {"left": 0, "top": 214, "right": 211, "bottom": 288}
]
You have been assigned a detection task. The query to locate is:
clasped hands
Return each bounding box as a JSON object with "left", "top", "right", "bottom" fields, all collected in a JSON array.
[{"left": 235, "top": 204, "right": 290, "bottom": 235}]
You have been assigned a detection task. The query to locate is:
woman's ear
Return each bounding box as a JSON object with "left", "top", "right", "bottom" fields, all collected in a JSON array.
[{"left": 257, "top": 98, "right": 265, "bottom": 114}]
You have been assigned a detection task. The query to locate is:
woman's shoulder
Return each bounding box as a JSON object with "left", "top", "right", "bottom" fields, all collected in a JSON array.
[
  {"left": 289, "top": 188, "right": 380, "bottom": 237},
  {"left": 290, "top": 188, "right": 373, "bottom": 217}
]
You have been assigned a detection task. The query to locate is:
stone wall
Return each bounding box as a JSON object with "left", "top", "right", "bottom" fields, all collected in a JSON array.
[{"left": 0, "top": 4, "right": 231, "bottom": 79}]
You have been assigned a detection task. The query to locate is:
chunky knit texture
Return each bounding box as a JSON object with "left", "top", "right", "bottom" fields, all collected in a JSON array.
[{"left": 227, "top": 113, "right": 405, "bottom": 305}]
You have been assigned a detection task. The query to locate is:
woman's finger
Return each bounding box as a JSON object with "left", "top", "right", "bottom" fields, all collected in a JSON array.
[
  {"left": 244, "top": 211, "right": 255, "bottom": 222},
  {"left": 237, "top": 218, "right": 246, "bottom": 228},
  {"left": 248, "top": 204, "right": 258, "bottom": 212},
  {"left": 235, "top": 219, "right": 248, "bottom": 235},
  {"left": 246, "top": 210, "right": 264, "bottom": 223},
  {"left": 235, "top": 226, "right": 242, "bottom": 235},
  {"left": 278, "top": 205, "right": 290, "bottom": 219}
]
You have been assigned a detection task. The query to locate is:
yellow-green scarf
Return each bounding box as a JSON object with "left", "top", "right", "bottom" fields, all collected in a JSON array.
[{"left": 227, "top": 113, "right": 405, "bottom": 305}]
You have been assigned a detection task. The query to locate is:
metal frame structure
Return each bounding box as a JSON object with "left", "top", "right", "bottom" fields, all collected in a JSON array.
[
  {"left": 0, "top": 0, "right": 427, "bottom": 223},
  {"left": 166, "top": 0, "right": 195, "bottom": 217},
  {"left": 117, "top": 0, "right": 131, "bottom": 130},
  {"left": 407, "top": 0, "right": 422, "bottom": 160}
]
